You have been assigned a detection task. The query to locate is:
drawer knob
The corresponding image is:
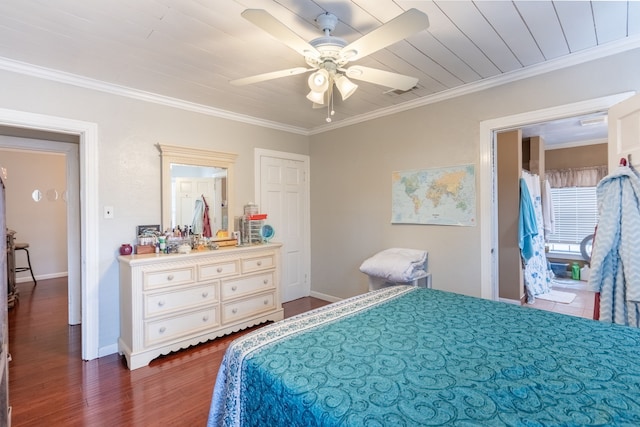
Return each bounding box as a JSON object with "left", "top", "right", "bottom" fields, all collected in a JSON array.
[
  {"left": 231, "top": 285, "right": 237, "bottom": 291},
  {"left": 167, "top": 274, "right": 174, "bottom": 281},
  {"left": 202, "top": 291, "right": 208, "bottom": 298},
  {"left": 216, "top": 267, "right": 223, "bottom": 273},
  {"left": 159, "top": 326, "right": 166, "bottom": 334},
  {"left": 232, "top": 308, "right": 238, "bottom": 314},
  {"left": 157, "top": 300, "right": 165, "bottom": 307},
  {"left": 263, "top": 279, "right": 269, "bottom": 285},
  {"left": 263, "top": 299, "right": 269, "bottom": 305},
  {"left": 257, "top": 261, "right": 262, "bottom": 266},
  {"left": 202, "top": 315, "right": 209, "bottom": 322}
]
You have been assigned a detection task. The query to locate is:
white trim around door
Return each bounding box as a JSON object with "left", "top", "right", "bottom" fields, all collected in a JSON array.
[
  {"left": 479, "top": 92, "right": 635, "bottom": 302},
  {"left": 0, "top": 108, "right": 99, "bottom": 361}
]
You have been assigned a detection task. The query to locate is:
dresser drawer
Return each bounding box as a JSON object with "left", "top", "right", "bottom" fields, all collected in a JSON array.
[
  {"left": 241, "top": 254, "right": 275, "bottom": 274},
  {"left": 221, "top": 272, "right": 274, "bottom": 300},
  {"left": 199, "top": 260, "right": 239, "bottom": 281},
  {"left": 143, "top": 267, "right": 195, "bottom": 290},
  {"left": 222, "top": 292, "right": 275, "bottom": 324},
  {"left": 144, "top": 284, "right": 218, "bottom": 318},
  {"left": 145, "top": 307, "right": 219, "bottom": 346}
]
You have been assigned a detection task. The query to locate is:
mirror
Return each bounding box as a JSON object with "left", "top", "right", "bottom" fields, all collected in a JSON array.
[{"left": 159, "top": 144, "right": 237, "bottom": 238}]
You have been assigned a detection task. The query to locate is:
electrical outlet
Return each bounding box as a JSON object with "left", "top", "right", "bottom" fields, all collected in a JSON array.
[{"left": 104, "top": 205, "right": 114, "bottom": 219}]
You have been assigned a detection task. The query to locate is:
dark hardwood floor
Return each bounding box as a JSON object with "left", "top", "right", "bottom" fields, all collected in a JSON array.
[{"left": 7, "top": 278, "right": 330, "bottom": 426}]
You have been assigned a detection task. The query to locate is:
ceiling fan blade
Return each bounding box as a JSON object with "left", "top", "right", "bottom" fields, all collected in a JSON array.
[
  {"left": 230, "top": 67, "right": 313, "bottom": 86},
  {"left": 242, "top": 9, "right": 320, "bottom": 58},
  {"left": 340, "top": 9, "right": 429, "bottom": 61},
  {"left": 345, "top": 66, "right": 418, "bottom": 91}
]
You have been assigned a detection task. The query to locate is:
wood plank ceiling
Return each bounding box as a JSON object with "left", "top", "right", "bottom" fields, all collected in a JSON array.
[{"left": 0, "top": 0, "right": 638, "bottom": 135}]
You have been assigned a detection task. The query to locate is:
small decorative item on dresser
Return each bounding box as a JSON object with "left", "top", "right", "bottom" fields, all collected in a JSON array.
[
  {"left": 119, "top": 244, "right": 133, "bottom": 255},
  {"left": 135, "top": 244, "right": 156, "bottom": 254},
  {"left": 260, "top": 224, "right": 275, "bottom": 242}
]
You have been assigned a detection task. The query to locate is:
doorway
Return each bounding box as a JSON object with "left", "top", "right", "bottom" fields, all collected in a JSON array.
[
  {"left": 0, "top": 108, "right": 100, "bottom": 361},
  {"left": 0, "top": 135, "right": 79, "bottom": 320},
  {"left": 479, "top": 92, "right": 635, "bottom": 301}
]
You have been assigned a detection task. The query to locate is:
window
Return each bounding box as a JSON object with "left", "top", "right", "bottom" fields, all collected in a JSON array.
[{"left": 547, "top": 186, "right": 598, "bottom": 253}]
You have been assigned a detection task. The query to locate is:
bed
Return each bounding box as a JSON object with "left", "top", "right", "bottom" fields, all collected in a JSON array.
[{"left": 208, "top": 286, "right": 640, "bottom": 426}]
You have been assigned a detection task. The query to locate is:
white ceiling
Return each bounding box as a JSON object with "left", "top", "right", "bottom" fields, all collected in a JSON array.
[
  {"left": 521, "top": 111, "right": 609, "bottom": 149},
  {"left": 0, "top": 0, "right": 639, "bottom": 140}
]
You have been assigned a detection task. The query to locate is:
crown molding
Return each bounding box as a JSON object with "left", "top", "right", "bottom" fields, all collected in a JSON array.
[
  {"left": 0, "top": 57, "right": 309, "bottom": 136},
  {"left": 2, "top": 33, "right": 640, "bottom": 137},
  {"left": 308, "top": 34, "right": 640, "bottom": 135},
  {"left": 545, "top": 138, "right": 608, "bottom": 151}
]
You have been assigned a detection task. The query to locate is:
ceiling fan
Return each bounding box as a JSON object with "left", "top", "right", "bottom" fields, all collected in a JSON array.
[{"left": 231, "top": 8, "right": 430, "bottom": 120}]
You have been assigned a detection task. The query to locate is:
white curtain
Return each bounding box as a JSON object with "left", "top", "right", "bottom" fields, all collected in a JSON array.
[
  {"left": 546, "top": 165, "right": 607, "bottom": 188},
  {"left": 521, "top": 171, "right": 552, "bottom": 302}
]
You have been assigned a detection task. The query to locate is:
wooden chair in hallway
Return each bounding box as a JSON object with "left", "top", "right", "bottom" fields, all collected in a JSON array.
[{"left": 14, "top": 242, "right": 36, "bottom": 285}]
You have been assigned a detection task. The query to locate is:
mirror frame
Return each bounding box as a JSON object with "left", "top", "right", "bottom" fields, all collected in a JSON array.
[{"left": 159, "top": 143, "right": 237, "bottom": 235}]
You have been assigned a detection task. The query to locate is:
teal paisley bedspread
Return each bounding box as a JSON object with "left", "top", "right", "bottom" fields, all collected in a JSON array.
[{"left": 208, "top": 286, "right": 640, "bottom": 426}]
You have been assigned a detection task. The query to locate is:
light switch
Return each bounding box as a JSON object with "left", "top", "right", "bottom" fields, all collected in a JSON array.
[{"left": 104, "top": 205, "right": 114, "bottom": 219}]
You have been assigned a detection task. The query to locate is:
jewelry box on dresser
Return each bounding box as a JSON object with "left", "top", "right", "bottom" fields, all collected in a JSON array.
[{"left": 118, "top": 243, "right": 282, "bottom": 370}]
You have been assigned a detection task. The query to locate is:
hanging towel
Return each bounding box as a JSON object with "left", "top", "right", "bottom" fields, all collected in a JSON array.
[
  {"left": 542, "top": 179, "right": 555, "bottom": 238},
  {"left": 524, "top": 171, "right": 541, "bottom": 201},
  {"left": 191, "top": 199, "right": 205, "bottom": 235},
  {"left": 202, "top": 195, "right": 212, "bottom": 238},
  {"left": 589, "top": 165, "right": 640, "bottom": 327},
  {"left": 518, "top": 178, "right": 538, "bottom": 262},
  {"left": 521, "top": 172, "right": 552, "bottom": 302}
]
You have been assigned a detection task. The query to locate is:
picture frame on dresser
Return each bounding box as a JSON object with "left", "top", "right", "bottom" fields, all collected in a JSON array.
[{"left": 136, "top": 224, "right": 161, "bottom": 236}]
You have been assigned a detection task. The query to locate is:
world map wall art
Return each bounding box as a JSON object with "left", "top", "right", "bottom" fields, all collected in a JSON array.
[{"left": 392, "top": 164, "right": 476, "bottom": 226}]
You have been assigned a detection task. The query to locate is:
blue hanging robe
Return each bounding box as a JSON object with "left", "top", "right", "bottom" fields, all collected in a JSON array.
[{"left": 589, "top": 165, "right": 640, "bottom": 327}]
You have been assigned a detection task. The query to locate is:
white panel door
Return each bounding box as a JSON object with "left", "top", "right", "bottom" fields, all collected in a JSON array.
[
  {"left": 175, "top": 178, "right": 215, "bottom": 230},
  {"left": 609, "top": 93, "right": 640, "bottom": 171},
  {"left": 258, "top": 151, "right": 309, "bottom": 302}
]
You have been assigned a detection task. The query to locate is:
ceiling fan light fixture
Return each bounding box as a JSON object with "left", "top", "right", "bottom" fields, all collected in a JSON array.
[
  {"left": 237, "top": 8, "right": 429, "bottom": 121},
  {"left": 335, "top": 75, "right": 358, "bottom": 100},
  {"left": 308, "top": 69, "right": 329, "bottom": 92},
  {"left": 306, "top": 89, "right": 326, "bottom": 105}
]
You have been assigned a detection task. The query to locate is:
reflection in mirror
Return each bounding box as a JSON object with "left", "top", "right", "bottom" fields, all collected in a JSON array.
[
  {"left": 46, "top": 188, "right": 59, "bottom": 201},
  {"left": 170, "top": 163, "right": 227, "bottom": 234},
  {"left": 159, "top": 144, "right": 237, "bottom": 239}
]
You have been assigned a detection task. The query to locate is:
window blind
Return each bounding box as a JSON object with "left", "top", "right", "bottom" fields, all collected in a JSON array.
[{"left": 547, "top": 186, "right": 598, "bottom": 244}]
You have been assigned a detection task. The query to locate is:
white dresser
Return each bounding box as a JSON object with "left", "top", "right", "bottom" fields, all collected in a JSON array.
[{"left": 118, "top": 243, "right": 283, "bottom": 370}]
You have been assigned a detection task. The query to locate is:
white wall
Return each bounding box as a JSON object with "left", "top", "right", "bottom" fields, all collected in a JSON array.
[
  {"left": 309, "top": 48, "right": 640, "bottom": 300},
  {"left": 0, "top": 147, "right": 67, "bottom": 281},
  {"left": 0, "top": 69, "right": 309, "bottom": 353},
  {"left": 2, "top": 47, "right": 639, "bottom": 356}
]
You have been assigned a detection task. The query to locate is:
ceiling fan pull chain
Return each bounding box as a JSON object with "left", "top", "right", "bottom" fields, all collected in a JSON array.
[
  {"left": 331, "top": 87, "right": 335, "bottom": 116},
  {"left": 326, "top": 85, "right": 335, "bottom": 123}
]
